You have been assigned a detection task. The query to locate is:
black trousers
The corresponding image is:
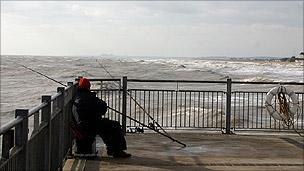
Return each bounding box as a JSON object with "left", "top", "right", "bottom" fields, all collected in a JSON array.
[
  {"left": 96, "top": 118, "right": 127, "bottom": 152},
  {"left": 76, "top": 118, "right": 126, "bottom": 153}
]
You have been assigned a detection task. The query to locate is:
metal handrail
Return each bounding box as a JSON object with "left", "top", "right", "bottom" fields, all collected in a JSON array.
[
  {"left": 0, "top": 82, "right": 77, "bottom": 171},
  {"left": 127, "top": 79, "right": 304, "bottom": 85},
  {"left": 75, "top": 78, "right": 121, "bottom": 82},
  {"left": 51, "top": 91, "right": 63, "bottom": 101},
  {"left": 0, "top": 89, "right": 65, "bottom": 135},
  {"left": 28, "top": 102, "right": 48, "bottom": 117},
  {"left": 127, "top": 89, "right": 226, "bottom": 93},
  {"left": 0, "top": 116, "right": 23, "bottom": 134},
  {"left": 232, "top": 81, "right": 304, "bottom": 85},
  {"left": 128, "top": 79, "right": 227, "bottom": 83}
]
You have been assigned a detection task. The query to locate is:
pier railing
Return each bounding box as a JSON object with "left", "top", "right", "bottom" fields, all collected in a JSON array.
[
  {"left": 0, "top": 77, "right": 303, "bottom": 170},
  {"left": 90, "top": 77, "right": 304, "bottom": 133},
  {"left": 0, "top": 82, "right": 76, "bottom": 171}
]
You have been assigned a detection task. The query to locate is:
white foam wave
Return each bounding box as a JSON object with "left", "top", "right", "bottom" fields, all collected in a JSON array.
[{"left": 1, "top": 55, "right": 303, "bottom": 124}]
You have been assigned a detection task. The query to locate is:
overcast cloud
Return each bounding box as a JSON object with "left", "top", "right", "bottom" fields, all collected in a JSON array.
[{"left": 1, "top": 1, "right": 303, "bottom": 57}]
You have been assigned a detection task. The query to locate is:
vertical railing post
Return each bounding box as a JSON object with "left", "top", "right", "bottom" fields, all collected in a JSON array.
[
  {"left": 15, "top": 109, "right": 29, "bottom": 171},
  {"left": 57, "top": 87, "right": 65, "bottom": 170},
  {"left": 122, "top": 76, "right": 127, "bottom": 134},
  {"left": 1, "top": 129, "right": 14, "bottom": 160},
  {"left": 225, "top": 78, "right": 232, "bottom": 134},
  {"left": 33, "top": 112, "right": 39, "bottom": 134},
  {"left": 41, "top": 95, "right": 51, "bottom": 171},
  {"left": 76, "top": 76, "right": 82, "bottom": 83},
  {"left": 67, "top": 82, "right": 74, "bottom": 157},
  {"left": 100, "top": 81, "right": 103, "bottom": 98}
]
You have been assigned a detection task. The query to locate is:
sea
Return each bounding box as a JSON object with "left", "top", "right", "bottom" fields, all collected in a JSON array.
[{"left": 0, "top": 55, "right": 303, "bottom": 126}]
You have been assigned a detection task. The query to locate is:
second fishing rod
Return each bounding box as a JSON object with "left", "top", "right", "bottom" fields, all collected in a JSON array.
[
  {"left": 108, "top": 106, "right": 186, "bottom": 147},
  {"left": 96, "top": 59, "right": 171, "bottom": 137},
  {"left": 95, "top": 60, "right": 187, "bottom": 146}
]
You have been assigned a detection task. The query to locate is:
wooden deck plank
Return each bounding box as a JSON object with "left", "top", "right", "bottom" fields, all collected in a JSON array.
[{"left": 63, "top": 159, "right": 86, "bottom": 171}]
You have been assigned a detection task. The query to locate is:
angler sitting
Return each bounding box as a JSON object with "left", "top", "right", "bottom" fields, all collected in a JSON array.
[{"left": 72, "top": 77, "right": 131, "bottom": 158}]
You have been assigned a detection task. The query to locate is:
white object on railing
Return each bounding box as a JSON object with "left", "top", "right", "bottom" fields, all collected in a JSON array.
[{"left": 265, "top": 85, "right": 299, "bottom": 121}]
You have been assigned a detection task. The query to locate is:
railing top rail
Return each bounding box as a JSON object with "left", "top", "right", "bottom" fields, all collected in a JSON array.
[
  {"left": 232, "top": 81, "right": 304, "bottom": 85},
  {"left": 0, "top": 83, "right": 76, "bottom": 135},
  {"left": 28, "top": 102, "right": 47, "bottom": 117},
  {"left": 127, "top": 79, "right": 227, "bottom": 84},
  {"left": 29, "top": 85, "right": 66, "bottom": 116},
  {"left": 127, "top": 79, "right": 304, "bottom": 85},
  {"left": 0, "top": 92, "right": 63, "bottom": 135},
  {"left": 91, "top": 88, "right": 121, "bottom": 91},
  {"left": 51, "top": 91, "right": 63, "bottom": 101},
  {"left": 128, "top": 88, "right": 226, "bottom": 93},
  {"left": 75, "top": 78, "right": 121, "bottom": 82},
  {"left": 0, "top": 116, "right": 23, "bottom": 134}
]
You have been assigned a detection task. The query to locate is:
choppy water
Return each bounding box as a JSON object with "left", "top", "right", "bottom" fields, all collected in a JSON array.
[{"left": 1, "top": 55, "right": 303, "bottom": 126}]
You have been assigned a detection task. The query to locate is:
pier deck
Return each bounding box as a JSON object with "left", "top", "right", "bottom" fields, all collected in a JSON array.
[{"left": 63, "top": 133, "right": 304, "bottom": 171}]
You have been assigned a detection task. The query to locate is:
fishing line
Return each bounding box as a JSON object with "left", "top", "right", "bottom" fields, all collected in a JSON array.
[
  {"left": 96, "top": 59, "right": 116, "bottom": 79},
  {"left": 19, "top": 64, "right": 67, "bottom": 87},
  {"left": 96, "top": 59, "right": 121, "bottom": 89},
  {"left": 96, "top": 59, "right": 172, "bottom": 137}
]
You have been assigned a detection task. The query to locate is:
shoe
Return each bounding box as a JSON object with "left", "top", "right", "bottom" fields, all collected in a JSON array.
[{"left": 112, "top": 151, "right": 131, "bottom": 158}]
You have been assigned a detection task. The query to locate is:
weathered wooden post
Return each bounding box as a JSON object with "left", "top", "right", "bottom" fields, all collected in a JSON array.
[
  {"left": 76, "top": 76, "right": 82, "bottom": 82},
  {"left": 57, "top": 87, "right": 65, "bottom": 169},
  {"left": 66, "top": 82, "right": 76, "bottom": 156},
  {"left": 15, "top": 109, "right": 29, "bottom": 171},
  {"left": 122, "top": 76, "right": 128, "bottom": 134},
  {"left": 225, "top": 78, "right": 232, "bottom": 134},
  {"left": 41, "top": 95, "right": 51, "bottom": 171},
  {"left": 67, "top": 82, "right": 74, "bottom": 157},
  {"left": 67, "top": 82, "right": 74, "bottom": 87},
  {"left": 33, "top": 112, "right": 39, "bottom": 134},
  {"left": 1, "top": 129, "right": 14, "bottom": 160}
]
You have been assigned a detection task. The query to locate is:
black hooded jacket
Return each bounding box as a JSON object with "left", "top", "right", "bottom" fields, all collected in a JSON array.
[{"left": 72, "top": 88, "right": 107, "bottom": 127}]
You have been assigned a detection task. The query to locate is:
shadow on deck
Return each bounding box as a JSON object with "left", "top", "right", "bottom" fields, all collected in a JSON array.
[{"left": 64, "top": 133, "right": 304, "bottom": 171}]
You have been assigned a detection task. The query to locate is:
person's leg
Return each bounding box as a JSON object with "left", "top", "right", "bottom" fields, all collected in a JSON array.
[
  {"left": 74, "top": 123, "right": 96, "bottom": 154},
  {"left": 76, "top": 137, "right": 95, "bottom": 154},
  {"left": 97, "top": 118, "right": 130, "bottom": 157}
]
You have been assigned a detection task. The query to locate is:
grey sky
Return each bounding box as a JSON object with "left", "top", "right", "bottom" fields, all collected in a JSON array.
[{"left": 1, "top": 1, "right": 303, "bottom": 57}]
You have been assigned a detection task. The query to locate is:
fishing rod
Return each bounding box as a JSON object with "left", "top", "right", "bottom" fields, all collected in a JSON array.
[
  {"left": 96, "top": 59, "right": 171, "bottom": 137},
  {"left": 96, "top": 60, "right": 187, "bottom": 146},
  {"left": 96, "top": 59, "right": 116, "bottom": 79},
  {"left": 19, "top": 64, "right": 67, "bottom": 87},
  {"left": 108, "top": 106, "right": 186, "bottom": 147},
  {"left": 20, "top": 62, "right": 187, "bottom": 146}
]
